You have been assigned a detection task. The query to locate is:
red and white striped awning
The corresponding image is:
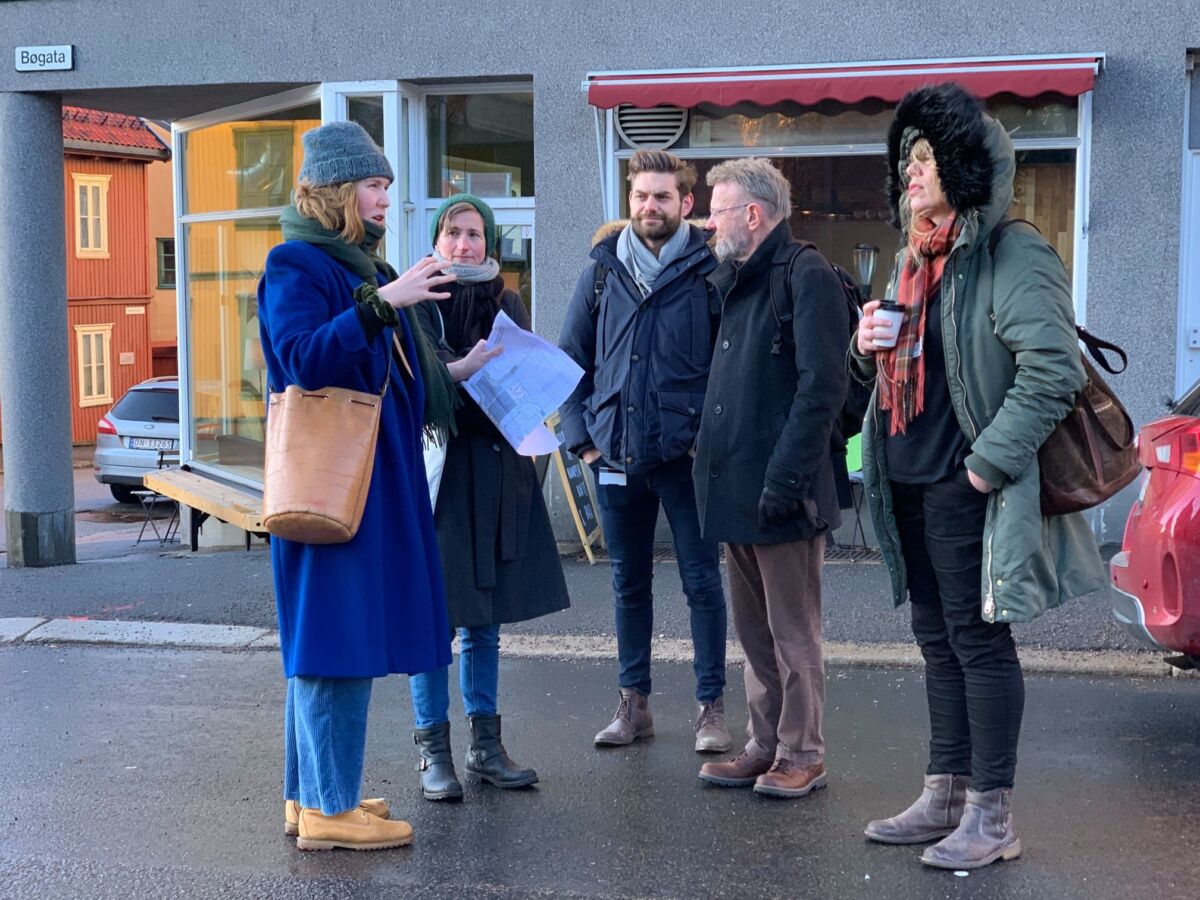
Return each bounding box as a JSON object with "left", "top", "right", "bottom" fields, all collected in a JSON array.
[{"left": 584, "top": 54, "right": 1104, "bottom": 110}]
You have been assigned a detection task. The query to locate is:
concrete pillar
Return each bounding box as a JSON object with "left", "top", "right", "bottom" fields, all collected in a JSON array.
[{"left": 0, "top": 92, "right": 75, "bottom": 566}]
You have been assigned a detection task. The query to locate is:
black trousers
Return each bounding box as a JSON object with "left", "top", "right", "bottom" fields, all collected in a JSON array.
[{"left": 891, "top": 468, "right": 1025, "bottom": 792}]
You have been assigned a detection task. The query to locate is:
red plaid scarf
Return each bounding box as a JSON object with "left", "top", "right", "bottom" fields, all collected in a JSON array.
[{"left": 878, "top": 213, "right": 962, "bottom": 435}]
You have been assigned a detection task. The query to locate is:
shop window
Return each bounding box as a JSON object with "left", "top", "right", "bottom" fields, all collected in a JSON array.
[
  {"left": 426, "top": 92, "right": 534, "bottom": 198},
  {"left": 617, "top": 94, "right": 1080, "bottom": 291},
  {"left": 156, "top": 237, "right": 176, "bottom": 289},
  {"left": 71, "top": 173, "right": 110, "bottom": 259},
  {"left": 75, "top": 324, "right": 113, "bottom": 407},
  {"left": 184, "top": 217, "right": 277, "bottom": 479}
]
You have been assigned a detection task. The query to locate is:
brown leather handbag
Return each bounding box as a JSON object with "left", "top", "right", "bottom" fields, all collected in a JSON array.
[
  {"left": 262, "top": 350, "right": 394, "bottom": 544},
  {"left": 1038, "top": 326, "right": 1141, "bottom": 516}
]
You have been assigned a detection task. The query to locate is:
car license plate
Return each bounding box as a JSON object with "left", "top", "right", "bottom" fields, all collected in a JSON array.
[{"left": 129, "top": 437, "right": 174, "bottom": 450}]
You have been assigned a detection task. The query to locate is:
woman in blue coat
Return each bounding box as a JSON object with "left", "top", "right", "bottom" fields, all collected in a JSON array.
[{"left": 258, "top": 122, "right": 497, "bottom": 851}]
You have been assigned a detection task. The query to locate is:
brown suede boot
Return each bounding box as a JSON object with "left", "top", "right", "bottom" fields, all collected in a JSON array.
[
  {"left": 594, "top": 688, "right": 654, "bottom": 747},
  {"left": 295, "top": 807, "right": 413, "bottom": 851},
  {"left": 921, "top": 787, "right": 1022, "bottom": 870},
  {"left": 864, "top": 774, "right": 969, "bottom": 844},
  {"left": 285, "top": 798, "right": 389, "bottom": 836},
  {"left": 753, "top": 759, "right": 827, "bottom": 799},
  {"left": 698, "top": 746, "right": 774, "bottom": 787}
]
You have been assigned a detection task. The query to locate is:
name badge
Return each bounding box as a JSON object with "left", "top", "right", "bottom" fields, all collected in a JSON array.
[{"left": 598, "top": 467, "right": 628, "bottom": 486}]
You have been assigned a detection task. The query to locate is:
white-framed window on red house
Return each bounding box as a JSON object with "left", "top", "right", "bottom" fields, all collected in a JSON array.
[
  {"left": 75, "top": 323, "right": 113, "bottom": 407},
  {"left": 71, "top": 173, "right": 111, "bottom": 259}
]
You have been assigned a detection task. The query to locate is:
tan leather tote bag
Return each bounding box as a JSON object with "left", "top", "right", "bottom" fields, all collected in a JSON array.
[{"left": 262, "top": 348, "right": 395, "bottom": 544}]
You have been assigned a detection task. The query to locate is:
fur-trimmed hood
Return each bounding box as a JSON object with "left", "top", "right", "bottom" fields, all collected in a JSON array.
[{"left": 886, "top": 83, "right": 1011, "bottom": 233}]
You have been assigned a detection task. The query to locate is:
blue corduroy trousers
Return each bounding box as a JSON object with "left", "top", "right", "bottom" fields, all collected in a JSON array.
[{"left": 283, "top": 676, "right": 373, "bottom": 815}]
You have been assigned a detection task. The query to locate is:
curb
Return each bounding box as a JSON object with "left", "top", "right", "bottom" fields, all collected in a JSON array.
[{"left": 1, "top": 616, "right": 1192, "bottom": 680}]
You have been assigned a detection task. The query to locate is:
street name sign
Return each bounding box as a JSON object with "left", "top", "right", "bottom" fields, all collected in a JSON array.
[{"left": 15, "top": 45, "right": 74, "bottom": 72}]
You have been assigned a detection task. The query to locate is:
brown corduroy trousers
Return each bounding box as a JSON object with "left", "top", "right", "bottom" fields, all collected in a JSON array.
[{"left": 725, "top": 537, "right": 825, "bottom": 766}]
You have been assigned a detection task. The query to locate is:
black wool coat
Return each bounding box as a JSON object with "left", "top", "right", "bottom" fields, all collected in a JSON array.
[
  {"left": 693, "top": 221, "right": 848, "bottom": 546},
  {"left": 412, "top": 277, "right": 570, "bottom": 629}
]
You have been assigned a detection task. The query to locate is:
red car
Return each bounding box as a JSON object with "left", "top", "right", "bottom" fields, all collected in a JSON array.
[{"left": 1110, "top": 378, "right": 1200, "bottom": 667}]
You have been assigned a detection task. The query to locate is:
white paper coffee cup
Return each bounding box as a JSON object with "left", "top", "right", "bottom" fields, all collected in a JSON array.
[{"left": 874, "top": 304, "right": 905, "bottom": 348}]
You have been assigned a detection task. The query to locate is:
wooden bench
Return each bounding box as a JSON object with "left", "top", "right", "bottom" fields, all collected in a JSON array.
[{"left": 143, "top": 466, "right": 266, "bottom": 551}]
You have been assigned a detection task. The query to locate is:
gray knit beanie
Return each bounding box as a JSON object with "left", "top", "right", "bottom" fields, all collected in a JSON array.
[{"left": 298, "top": 121, "right": 393, "bottom": 187}]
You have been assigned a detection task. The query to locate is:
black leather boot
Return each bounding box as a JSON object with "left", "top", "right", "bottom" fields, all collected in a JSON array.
[
  {"left": 414, "top": 722, "right": 463, "bottom": 802},
  {"left": 464, "top": 714, "right": 538, "bottom": 788}
]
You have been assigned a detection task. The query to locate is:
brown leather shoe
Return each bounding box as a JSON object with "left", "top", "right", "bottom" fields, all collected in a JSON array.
[
  {"left": 753, "top": 760, "right": 827, "bottom": 799},
  {"left": 285, "top": 798, "right": 389, "bottom": 836},
  {"left": 698, "top": 748, "right": 774, "bottom": 787},
  {"left": 296, "top": 807, "right": 412, "bottom": 852},
  {"left": 594, "top": 688, "right": 654, "bottom": 747}
]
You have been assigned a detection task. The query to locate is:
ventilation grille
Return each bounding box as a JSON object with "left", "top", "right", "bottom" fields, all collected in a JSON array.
[{"left": 614, "top": 104, "right": 688, "bottom": 150}]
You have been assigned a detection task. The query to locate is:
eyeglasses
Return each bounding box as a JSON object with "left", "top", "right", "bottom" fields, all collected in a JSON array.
[{"left": 708, "top": 203, "right": 751, "bottom": 218}]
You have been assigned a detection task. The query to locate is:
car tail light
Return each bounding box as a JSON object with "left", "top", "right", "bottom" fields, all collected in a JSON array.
[
  {"left": 96, "top": 416, "right": 117, "bottom": 436},
  {"left": 1180, "top": 427, "right": 1200, "bottom": 475}
]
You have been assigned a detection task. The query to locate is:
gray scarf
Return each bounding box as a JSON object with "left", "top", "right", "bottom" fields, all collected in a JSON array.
[
  {"left": 432, "top": 250, "right": 501, "bottom": 285},
  {"left": 616, "top": 220, "right": 692, "bottom": 297}
]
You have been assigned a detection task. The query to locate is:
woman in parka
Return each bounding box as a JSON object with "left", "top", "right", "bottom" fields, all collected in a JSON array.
[
  {"left": 851, "top": 85, "right": 1105, "bottom": 870},
  {"left": 407, "top": 194, "right": 570, "bottom": 801},
  {"left": 259, "top": 123, "right": 496, "bottom": 851}
]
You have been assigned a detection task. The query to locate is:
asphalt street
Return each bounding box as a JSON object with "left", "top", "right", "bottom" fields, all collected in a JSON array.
[{"left": 2, "top": 646, "right": 1198, "bottom": 899}]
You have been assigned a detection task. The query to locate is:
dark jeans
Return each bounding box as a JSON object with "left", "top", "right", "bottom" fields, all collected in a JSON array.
[
  {"left": 891, "top": 468, "right": 1025, "bottom": 793},
  {"left": 594, "top": 455, "right": 727, "bottom": 703}
]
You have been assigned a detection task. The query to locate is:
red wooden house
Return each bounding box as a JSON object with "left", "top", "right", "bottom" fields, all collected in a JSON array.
[
  {"left": 61, "top": 107, "right": 171, "bottom": 443},
  {"left": 0, "top": 108, "right": 171, "bottom": 445}
]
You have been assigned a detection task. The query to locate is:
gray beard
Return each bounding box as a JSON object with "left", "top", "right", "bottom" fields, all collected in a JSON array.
[{"left": 714, "top": 230, "right": 751, "bottom": 262}]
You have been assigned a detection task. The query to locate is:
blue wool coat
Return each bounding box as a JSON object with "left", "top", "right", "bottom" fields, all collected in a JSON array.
[{"left": 257, "top": 240, "right": 451, "bottom": 678}]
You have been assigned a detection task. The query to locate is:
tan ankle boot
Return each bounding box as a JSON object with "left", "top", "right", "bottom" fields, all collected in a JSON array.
[
  {"left": 296, "top": 807, "right": 412, "bottom": 851},
  {"left": 284, "top": 797, "right": 389, "bottom": 836}
]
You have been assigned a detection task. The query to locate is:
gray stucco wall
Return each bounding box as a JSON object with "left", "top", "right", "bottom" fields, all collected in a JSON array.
[{"left": 3, "top": 0, "right": 1197, "bottom": 541}]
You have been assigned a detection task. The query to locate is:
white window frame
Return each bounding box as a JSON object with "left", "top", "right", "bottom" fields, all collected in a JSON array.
[
  {"left": 71, "top": 173, "right": 111, "bottom": 259},
  {"left": 74, "top": 323, "right": 113, "bottom": 407},
  {"left": 600, "top": 80, "right": 1094, "bottom": 321}
]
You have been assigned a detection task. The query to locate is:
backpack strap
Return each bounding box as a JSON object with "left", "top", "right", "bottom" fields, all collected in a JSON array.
[
  {"left": 987, "top": 217, "right": 1038, "bottom": 257},
  {"left": 768, "top": 241, "right": 814, "bottom": 355},
  {"left": 589, "top": 260, "right": 609, "bottom": 318}
]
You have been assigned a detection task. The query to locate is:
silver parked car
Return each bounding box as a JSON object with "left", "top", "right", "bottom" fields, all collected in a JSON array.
[{"left": 93, "top": 376, "right": 180, "bottom": 504}]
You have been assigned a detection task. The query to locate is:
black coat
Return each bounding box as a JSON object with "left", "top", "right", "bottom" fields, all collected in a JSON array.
[
  {"left": 558, "top": 225, "right": 718, "bottom": 473},
  {"left": 412, "top": 278, "right": 570, "bottom": 629},
  {"left": 693, "top": 221, "right": 848, "bottom": 545}
]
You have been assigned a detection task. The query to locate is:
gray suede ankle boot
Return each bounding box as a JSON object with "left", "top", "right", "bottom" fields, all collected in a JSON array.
[
  {"left": 864, "top": 774, "right": 969, "bottom": 844},
  {"left": 921, "top": 787, "right": 1022, "bottom": 869},
  {"left": 414, "top": 722, "right": 463, "bottom": 802}
]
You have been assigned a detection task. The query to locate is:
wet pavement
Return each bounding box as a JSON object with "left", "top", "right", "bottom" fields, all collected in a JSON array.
[{"left": 2, "top": 645, "right": 1198, "bottom": 899}]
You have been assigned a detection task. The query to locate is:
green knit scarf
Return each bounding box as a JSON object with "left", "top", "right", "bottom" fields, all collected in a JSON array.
[{"left": 279, "top": 205, "right": 459, "bottom": 441}]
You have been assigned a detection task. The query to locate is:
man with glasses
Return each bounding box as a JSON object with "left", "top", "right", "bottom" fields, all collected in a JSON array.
[
  {"left": 559, "top": 149, "right": 731, "bottom": 756},
  {"left": 693, "top": 157, "right": 848, "bottom": 799}
]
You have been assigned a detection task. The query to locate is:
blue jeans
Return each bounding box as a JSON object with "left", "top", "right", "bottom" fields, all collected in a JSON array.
[
  {"left": 410, "top": 625, "right": 501, "bottom": 728},
  {"left": 283, "top": 675, "right": 373, "bottom": 815},
  {"left": 594, "top": 455, "right": 727, "bottom": 703}
]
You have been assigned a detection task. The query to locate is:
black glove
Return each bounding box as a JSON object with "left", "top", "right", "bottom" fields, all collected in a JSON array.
[
  {"left": 758, "top": 487, "right": 803, "bottom": 528},
  {"left": 757, "top": 487, "right": 826, "bottom": 534}
]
